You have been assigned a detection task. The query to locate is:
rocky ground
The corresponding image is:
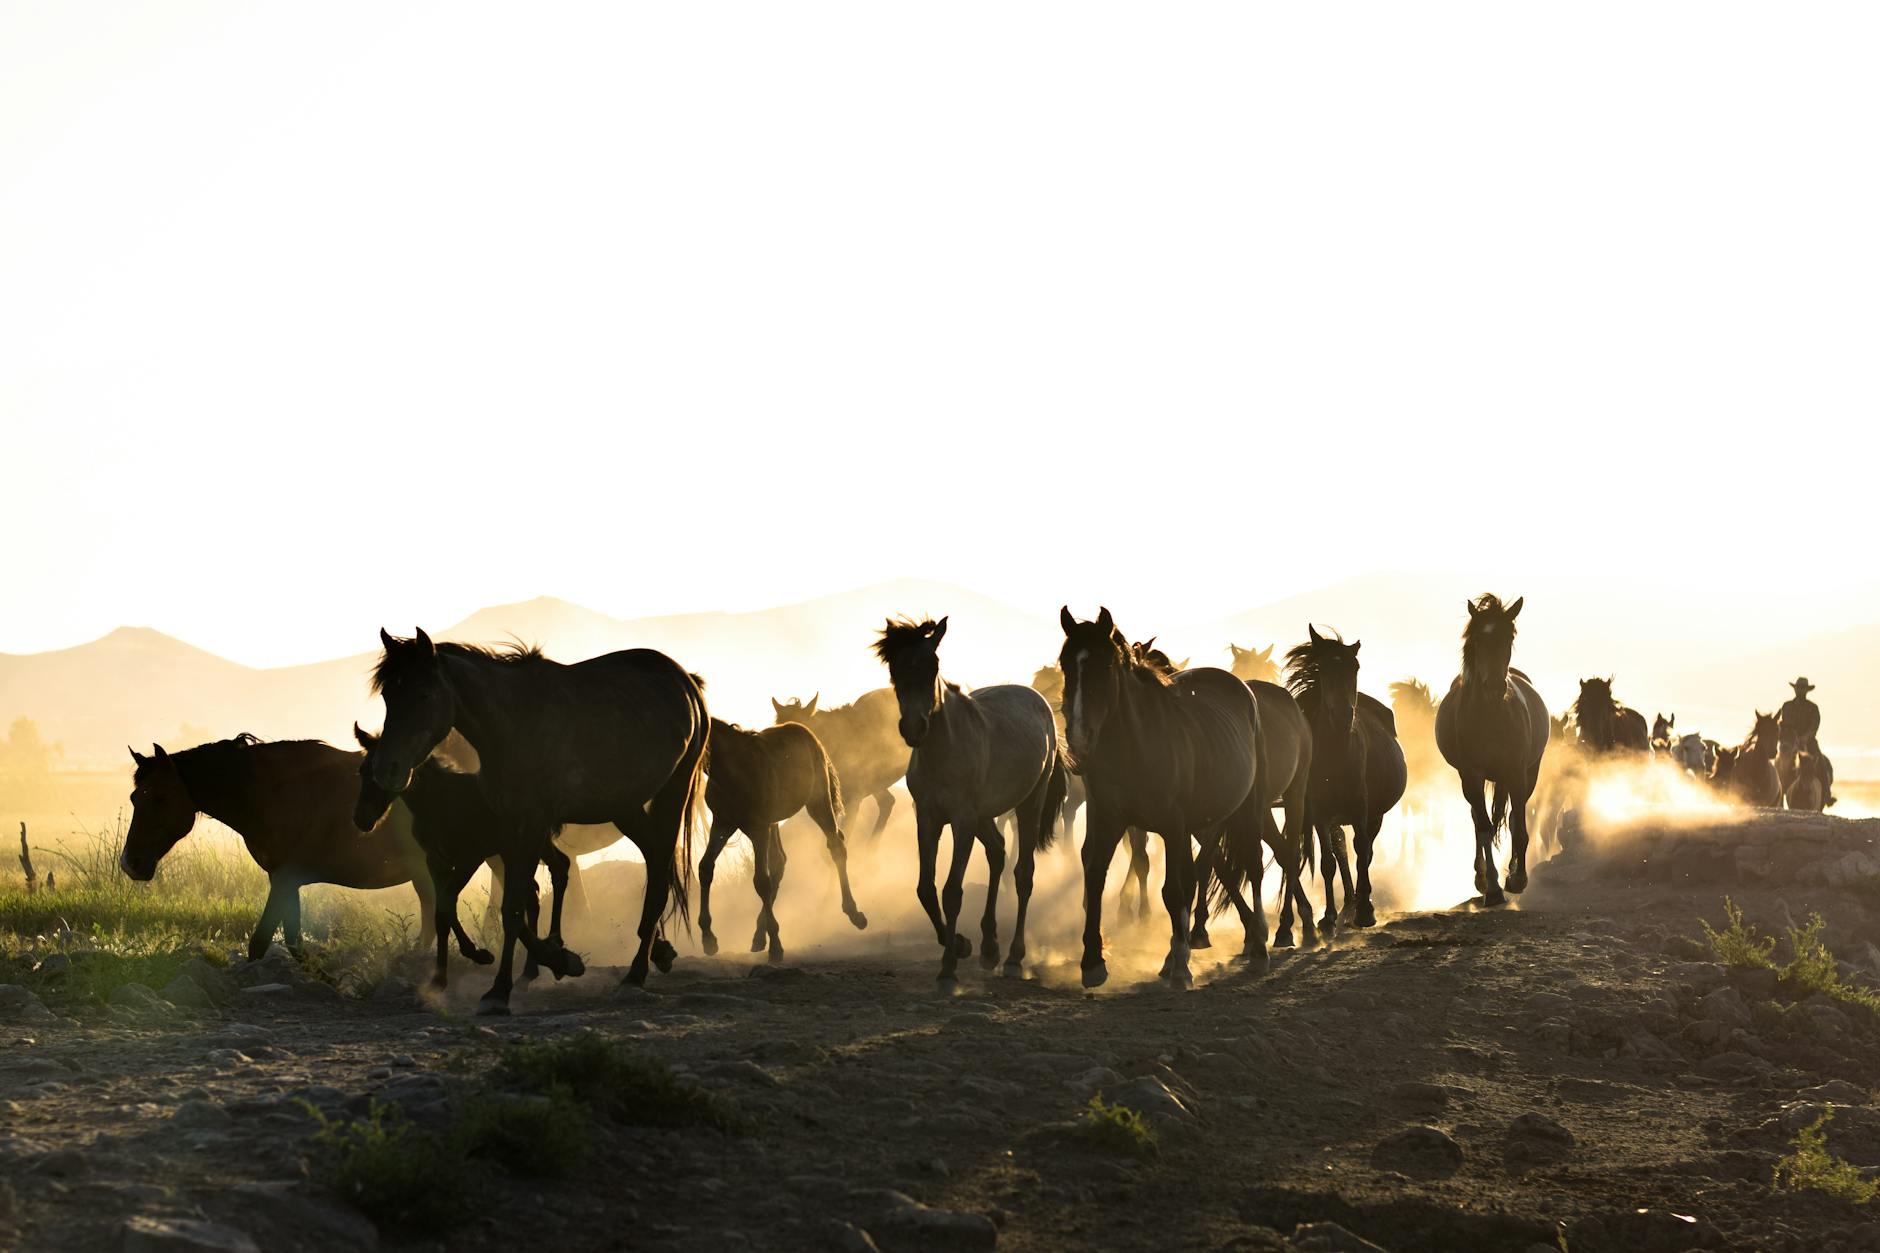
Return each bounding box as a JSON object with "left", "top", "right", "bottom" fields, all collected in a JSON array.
[{"left": 3, "top": 812, "right": 1880, "bottom": 1253}]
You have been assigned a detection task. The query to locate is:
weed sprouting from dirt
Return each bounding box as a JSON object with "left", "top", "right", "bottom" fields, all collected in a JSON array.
[
  {"left": 302, "top": 1100, "right": 474, "bottom": 1232},
  {"left": 489, "top": 1031, "right": 746, "bottom": 1132},
  {"left": 456, "top": 1090, "right": 590, "bottom": 1177},
  {"left": 1701, "top": 898, "right": 1776, "bottom": 969},
  {"left": 1075, "top": 1096, "right": 1158, "bottom": 1159},
  {"left": 1773, "top": 1112, "right": 1878, "bottom": 1204}
]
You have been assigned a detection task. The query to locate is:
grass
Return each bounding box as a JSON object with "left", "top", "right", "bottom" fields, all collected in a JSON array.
[
  {"left": 1074, "top": 1096, "right": 1159, "bottom": 1159},
  {"left": 303, "top": 1100, "right": 475, "bottom": 1232},
  {"left": 489, "top": 1031, "right": 747, "bottom": 1132},
  {"left": 456, "top": 1089, "right": 590, "bottom": 1177},
  {"left": 1773, "top": 1112, "right": 1878, "bottom": 1205},
  {"left": 1701, "top": 898, "right": 1880, "bottom": 1014}
]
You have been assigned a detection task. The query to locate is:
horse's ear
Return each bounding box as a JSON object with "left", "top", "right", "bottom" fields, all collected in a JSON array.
[
  {"left": 1095, "top": 606, "right": 1114, "bottom": 636},
  {"left": 1259, "top": 645, "right": 1274, "bottom": 662},
  {"left": 128, "top": 745, "right": 144, "bottom": 766},
  {"left": 380, "top": 627, "right": 396, "bottom": 649},
  {"left": 806, "top": 693, "right": 819, "bottom": 715},
  {"left": 1229, "top": 643, "right": 1245, "bottom": 657},
  {"left": 1308, "top": 624, "right": 1322, "bottom": 645},
  {"left": 1506, "top": 597, "right": 1524, "bottom": 620},
  {"left": 771, "top": 697, "right": 785, "bottom": 715},
  {"left": 352, "top": 722, "right": 377, "bottom": 749},
  {"left": 1141, "top": 636, "right": 1157, "bottom": 652},
  {"left": 1464, "top": 599, "right": 1477, "bottom": 618},
  {"left": 1060, "top": 606, "right": 1077, "bottom": 635},
  {"left": 930, "top": 617, "right": 947, "bottom": 644},
  {"left": 1350, "top": 640, "right": 1361, "bottom": 655},
  {"left": 414, "top": 627, "right": 435, "bottom": 655},
  {"left": 1176, "top": 657, "right": 1189, "bottom": 670},
  {"left": 152, "top": 743, "right": 169, "bottom": 761}
]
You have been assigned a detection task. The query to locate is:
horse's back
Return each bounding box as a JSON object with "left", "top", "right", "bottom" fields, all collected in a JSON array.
[
  {"left": 1246, "top": 680, "right": 1310, "bottom": 799},
  {"left": 1436, "top": 674, "right": 1549, "bottom": 779},
  {"left": 965, "top": 683, "right": 1057, "bottom": 750}
]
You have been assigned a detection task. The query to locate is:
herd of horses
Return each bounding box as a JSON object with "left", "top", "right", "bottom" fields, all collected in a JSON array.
[{"left": 115, "top": 595, "right": 1833, "bottom": 1011}]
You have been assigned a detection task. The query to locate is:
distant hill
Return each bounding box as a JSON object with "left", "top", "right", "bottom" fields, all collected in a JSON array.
[{"left": 5, "top": 574, "right": 1877, "bottom": 779}]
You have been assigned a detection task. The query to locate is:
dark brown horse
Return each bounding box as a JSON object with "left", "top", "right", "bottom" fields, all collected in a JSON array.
[
  {"left": 876, "top": 617, "right": 1065, "bottom": 982},
  {"left": 1572, "top": 678, "right": 1651, "bottom": 755},
  {"left": 698, "top": 718, "right": 867, "bottom": 961},
  {"left": 123, "top": 736, "right": 435, "bottom": 961},
  {"left": 359, "top": 631, "right": 707, "bottom": 1012},
  {"left": 1061, "top": 608, "right": 1290, "bottom": 986},
  {"left": 1284, "top": 628, "right": 1406, "bottom": 930},
  {"left": 771, "top": 690, "right": 908, "bottom": 841},
  {"left": 1728, "top": 712, "right": 1782, "bottom": 807},
  {"left": 1434, "top": 595, "right": 1549, "bottom": 906}
]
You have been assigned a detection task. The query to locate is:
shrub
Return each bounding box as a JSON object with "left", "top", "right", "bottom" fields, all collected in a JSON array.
[
  {"left": 1773, "top": 1112, "right": 1877, "bottom": 1204},
  {"left": 1700, "top": 898, "right": 1776, "bottom": 969},
  {"left": 1074, "top": 1096, "right": 1158, "bottom": 1159},
  {"left": 457, "top": 1089, "right": 589, "bottom": 1177},
  {"left": 490, "top": 1032, "right": 745, "bottom": 1132},
  {"left": 301, "top": 1101, "right": 474, "bottom": 1231}
]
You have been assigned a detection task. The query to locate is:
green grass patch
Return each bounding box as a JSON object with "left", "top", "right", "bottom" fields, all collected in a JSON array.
[
  {"left": 457, "top": 1089, "right": 589, "bottom": 1177},
  {"left": 302, "top": 1101, "right": 475, "bottom": 1232},
  {"left": 1074, "top": 1096, "right": 1159, "bottom": 1159},
  {"left": 490, "top": 1032, "right": 746, "bottom": 1132},
  {"left": 1700, "top": 898, "right": 1776, "bottom": 969},
  {"left": 1774, "top": 1112, "right": 1878, "bottom": 1204}
]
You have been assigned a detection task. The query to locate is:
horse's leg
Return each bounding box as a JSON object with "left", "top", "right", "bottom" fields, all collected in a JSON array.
[
  {"left": 477, "top": 853, "right": 538, "bottom": 1015},
  {"left": 808, "top": 776, "right": 867, "bottom": 931},
  {"left": 1459, "top": 773, "right": 1502, "bottom": 905},
  {"left": 914, "top": 807, "right": 958, "bottom": 954},
  {"left": 1353, "top": 811, "right": 1381, "bottom": 928},
  {"left": 1080, "top": 809, "right": 1126, "bottom": 988},
  {"left": 1188, "top": 840, "right": 1214, "bottom": 949},
  {"left": 540, "top": 844, "right": 583, "bottom": 977},
  {"left": 1120, "top": 828, "right": 1150, "bottom": 924},
  {"left": 1271, "top": 815, "right": 1298, "bottom": 950},
  {"left": 762, "top": 824, "right": 787, "bottom": 962},
  {"left": 749, "top": 824, "right": 776, "bottom": 953},
  {"left": 1333, "top": 824, "right": 1356, "bottom": 920},
  {"left": 937, "top": 820, "right": 977, "bottom": 984},
  {"left": 870, "top": 789, "right": 896, "bottom": 840},
  {"left": 975, "top": 817, "right": 1006, "bottom": 970},
  {"left": 248, "top": 877, "right": 291, "bottom": 962},
  {"left": 623, "top": 816, "right": 677, "bottom": 986},
  {"left": 410, "top": 858, "right": 437, "bottom": 950},
  {"left": 520, "top": 875, "right": 543, "bottom": 982},
  {"left": 1006, "top": 773, "right": 1049, "bottom": 976},
  {"left": 1160, "top": 831, "right": 1195, "bottom": 988},
  {"left": 1505, "top": 768, "right": 1539, "bottom": 894},
  {"left": 696, "top": 814, "right": 734, "bottom": 957},
  {"left": 1317, "top": 823, "right": 1339, "bottom": 932},
  {"left": 482, "top": 856, "right": 505, "bottom": 937}
]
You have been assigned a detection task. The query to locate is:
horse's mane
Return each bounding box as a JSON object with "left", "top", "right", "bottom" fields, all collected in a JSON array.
[
  {"left": 371, "top": 637, "right": 546, "bottom": 694},
  {"left": 1282, "top": 633, "right": 1348, "bottom": 700},
  {"left": 1570, "top": 682, "right": 1616, "bottom": 723},
  {"left": 145, "top": 733, "right": 331, "bottom": 786},
  {"left": 1388, "top": 678, "right": 1435, "bottom": 713},
  {"left": 1461, "top": 594, "right": 1518, "bottom": 643},
  {"left": 872, "top": 617, "right": 942, "bottom": 666}
]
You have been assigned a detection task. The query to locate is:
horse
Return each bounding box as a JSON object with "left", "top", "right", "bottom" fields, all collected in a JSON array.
[
  {"left": 1283, "top": 628, "right": 1407, "bottom": 930},
  {"left": 122, "top": 736, "right": 436, "bottom": 961},
  {"left": 1228, "top": 642, "right": 1280, "bottom": 684},
  {"left": 1650, "top": 713, "right": 1675, "bottom": 755},
  {"left": 352, "top": 728, "right": 576, "bottom": 989},
  {"left": 697, "top": 718, "right": 867, "bottom": 960},
  {"left": 1728, "top": 712, "right": 1782, "bottom": 808},
  {"left": 1028, "top": 664, "right": 1087, "bottom": 842},
  {"left": 1709, "top": 744, "right": 1738, "bottom": 794},
  {"left": 1777, "top": 686, "right": 1835, "bottom": 809},
  {"left": 1572, "top": 678, "right": 1651, "bottom": 755},
  {"left": 1671, "top": 732, "right": 1710, "bottom": 776},
  {"left": 876, "top": 617, "right": 1064, "bottom": 982},
  {"left": 771, "top": 690, "right": 908, "bottom": 841},
  {"left": 1786, "top": 746, "right": 1829, "bottom": 813},
  {"left": 1434, "top": 595, "right": 1550, "bottom": 907},
  {"left": 1061, "top": 607, "right": 1291, "bottom": 987},
  {"left": 359, "top": 630, "right": 707, "bottom": 1012}
]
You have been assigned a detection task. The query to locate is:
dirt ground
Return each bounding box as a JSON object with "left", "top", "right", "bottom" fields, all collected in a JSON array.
[{"left": 4, "top": 812, "right": 1880, "bottom": 1253}]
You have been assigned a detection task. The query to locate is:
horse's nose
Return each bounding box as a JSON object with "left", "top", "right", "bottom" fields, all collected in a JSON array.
[
  {"left": 370, "top": 760, "right": 408, "bottom": 793},
  {"left": 898, "top": 715, "right": 928, "bottom": 747}
]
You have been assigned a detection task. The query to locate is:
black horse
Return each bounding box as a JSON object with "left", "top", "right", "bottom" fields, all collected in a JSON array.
[
  {"left": 1060, "top": 607, "right": 1285, "bottom": 987},
  {"left": 1572, "top": 678, "right": 1651, "bottom": 754},
  {"left": 1284, "top": 628, "right": 1406, "bottom": 930},
  {"left": 1434, "top": 596, "right": 1549, "bottom": 907},
  {"left": 698, "top": 718, "right": 867, "bottom": 961},
  {"left": 358, "top": 630, "right": 707, "bottom": 1012}
]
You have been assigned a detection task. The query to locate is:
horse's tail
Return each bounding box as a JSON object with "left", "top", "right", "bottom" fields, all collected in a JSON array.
[
  {"left": 818, "top": 736, "right": 845, "bottom": 827},
  {"left": 664, "top": 699, "right": 710, "bottom": 933},
  {"left": 1037, "top": 749, "right": 1069, "bottom": 854},
  {"left": 1490, "top": 781, "right": 1510, "bottom": 849}
]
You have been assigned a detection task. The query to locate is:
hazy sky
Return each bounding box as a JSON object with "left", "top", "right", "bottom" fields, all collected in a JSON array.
[{"left": 3, "top": 3, "right": 1875, "bottom": 667}]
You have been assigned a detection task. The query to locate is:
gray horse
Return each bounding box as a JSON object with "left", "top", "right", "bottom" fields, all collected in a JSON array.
[{"left": 874, "top": 616, "right": 1066, "bottom": 983}]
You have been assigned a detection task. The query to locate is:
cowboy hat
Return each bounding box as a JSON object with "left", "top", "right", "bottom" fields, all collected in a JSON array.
[{"left": 1791, "top": 677, "right": 1816, "bottom": 694}]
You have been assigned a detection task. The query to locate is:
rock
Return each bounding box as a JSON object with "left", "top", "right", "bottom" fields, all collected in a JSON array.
[
  {"left": 1667, "top": 961, "right": 1726, "bottom": 992},
  {"left": 1525, "top": 991, "right": 1574, "bottom": 1018},
  {"left": 1797, "top": 999, "right": 1853, "bottom": 1041},
  {"left": 1727, "top": 965, "right": 1778, "bottom": 999},
  {"left": 867, "top": 1201, "right": 998, "bottom": 1251},
  {"left": 1801, "top": 1080, "right": 1866, "bottom": 1104},
  {"left": 1292, "top": 1222, "right": 1392, "bottom": 1253},
  {"left": 1370, "top": 1126, "right": 1463, "bottom": 1177},
  {"left": 207, "top": 1049, "right": 251, "bottom": 1068},
  {"left": 0, "top": 985, "right": 55, "bottom": 1022},
  {"left": 703, "top": 1060, "right": 780, "bottom": 1087},
  {"left": 161, "top": 976, "right": 216, "bottom": 1010},
  {"left": 228, "top": 1181, "right": 378, "bottom": 1251},
  {"left": 239, "top": 983, "right": 294, "bottom": 998},
  {"left": 1105, "top": 1076, "right": 1193, "bottom": 1125},
  {"left": 826, "top": 1221, "right": 883, "bottom": 1253},
  {"left": 1778, "top": 1101, "right": 1833, "bottom": 1135},
  {"left": 30, "top": 1147, "right": 92, "bottom": 1176},
  {"left": 122, "top": 1216, "right": 261, "bottom": 1253},
  {"left": 372, "top": 977, "right": 416, "bottom": 1004},
  {"left": 171, "top": 1099, "right": 234, "bottom": 1131},
  {"left": 1503, "top": 1112, "right": 1575, "bottom": 1170},
  {"left": 33, "top": 954, "right": 71, "bottom": 979},
  {"left": 1067, "top": 1066, "right": 1121, "bottom": 1096},
  {"left": 1384, "top": 1081, "right": 1448, "bottom": 1112},
  {"left": 1662, "top": 935, "right": 1710, "bottom": 961},
  {"left": 1698, "top": 986, "right": 1751, "bottom": 1028}
]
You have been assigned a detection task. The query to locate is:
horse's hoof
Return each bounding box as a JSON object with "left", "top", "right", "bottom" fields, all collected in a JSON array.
[
  {"left": 701, "top": 931, "right": 720, "bottom": 957},
  {"left": 1505, "top": 868, "right": 1529, "bottom": 894},
  {"left": 750, "top": 934, "right": 767, "bottom": 953},
  {"left": 978, "top": 940, "right": 1001, "bottom": 970},
  {"left": 1240, "top": 946, "right": 1269, "bottom": 972},
  {"left": 767, "top": 944, "right": 785, "bottom": 965},
  {"left": 1318, "top": 915, "right": 1337, "bottom": 933},
  {"left": 652, "top": 939, "right": 677, "bottom": 973},
  {"left": 620, "top": 967, "right": 648, "bottom": 988},
  {"left": 847, "top": 910, "right": 869, "bottom": 931},
  {"left": 429, "top": 974, "right": 448, "bottom": 990},
  {"left": 1002, "top": 960, "right": 1025, "bottom": 978},
  {"left": 1273, "top": 930, "right": 1296, "bottom": 950},
  {"left": 1482, "top": 890, "right": 1508, "bottom": 908},
  {"left": 468, "top": 948, "right": 494, "bottom": 965},
  {"left": 1081, "top": 962, "right": 1109, "bottom": 989},
  {"left": 1354, "top": 907, "right": 1377, "bottom": 929},
  {"left": 519, "top": 964, "right": 539, "bottom": 983},
  {"left": 1189, "top": 926, "right": 1212, "bottom": 950},
  {"left": 950, "top": 935, "right": 972, "bottom": 959},
  {"left": 475, "top": 997, "right": 512, "bottom": 1017},
  {"left": 556, "top": 951, "right": 587, "bottom": 979},
  {"left": 1301, "top": 928, "right": 1319, "bottom": 949},
  {"left": 936, "top": 970, "right": 958, "bottom": 988},
  {"left": 1160, "top": 965, "right": 1193, "bottom": 989}
]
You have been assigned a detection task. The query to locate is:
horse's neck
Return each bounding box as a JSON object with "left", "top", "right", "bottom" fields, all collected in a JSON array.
[
  {"left": 1102, "top": 678, "right": 1178, "bottom": 768},
  {"left": 924, "top": 683, "right": 974, "bottom": 757},
  {"left": 441, "top": 655, "right": 529, "bottom": 767},
  {"left": 175, "top": 750, "right": 262, "bottom": 838}
]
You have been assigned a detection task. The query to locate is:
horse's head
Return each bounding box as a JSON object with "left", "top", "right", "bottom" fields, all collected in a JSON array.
[
  {"left": 1652, "top": 712, "right": 1674, "bottom": 742},
  {"left": 1287, "top": 625, "right": 1362, "bottom": 736},
  {"left": 874, "top": 617, "right": 948, "bottom": 746},
  {"left": 1131, "top": 637, "right": 1182, "bottom": 677},
  {"left": 771, "top": 694, "right": 818, "bottom": 725},
  {"left": 1228, "top": 642, "right": 1278, "bottom": 683},
  {"left": 367, "top": 628, "right": 454, "bottom": 794},
  {"left": 1461, "top": 594, "right": 1522, "bottom": 687},
  {"left": 350, "top": 724, "right": 400, "bottom": 832},
  {"left": 121, "top": 744, "right": 197, "bottom": 880},
  {"left": 1059, "top": 606, "right": 1133, "bottom": 760},
  {"left": 1750, "top": 711, "right": 1780, "bottom": 756}
]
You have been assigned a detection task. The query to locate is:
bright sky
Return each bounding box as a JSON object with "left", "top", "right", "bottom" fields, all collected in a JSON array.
[{"left": 2, "top": 3, "right": 1875, "bottom": 667}]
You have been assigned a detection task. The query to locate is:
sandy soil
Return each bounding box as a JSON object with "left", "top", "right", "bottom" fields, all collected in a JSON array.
[{"left": 3, "top": 813, "right": 1880, "bottom": 1253}]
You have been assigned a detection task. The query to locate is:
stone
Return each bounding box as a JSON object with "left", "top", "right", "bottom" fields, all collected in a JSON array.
[
  {"left": 0, "top": 986, "right": 54, "bottom": 1022},
  {"left": 30, "top": 1147, "right": 92, "bottom": 1176},
  {"left": 1801, "top": 1080, "right": 1866, "bottom": 1104},
  {"left": 1384, "top": 1081, "right": 1448, "bottom": 1112},
  {"left": 1667, "top": 961, "right": 1726, "bottom": 991},
  {"left": 122, "top": 1216, "right": 261, "bottom": 1253},
  {"left": 161, "top": 976, "right": 216, "bottom": 1010},
  {"left": 228, "top": 1180, "right": 379, "bottom": 1251},
  {"left": 1503, "top": 1112, "right": 1575, "bottom": 1169},
  {"left": 1698, "top": 987, "right": 1751, "bottom": 1028},
  {"left": 1292, "top": 1222, "right": 1392, "bottom": 1253},
  {"left": 704, "top": 1060, "right": 780, "bottom": 1087},
  {"left": 1067, "top": 1066, "right": 1121, "bottom": 1096},
  {"left": 1727, "top": 966, "right": 1778, "bottom": 999},
  {"left": 827, "top": 1221, "right": 884, "bottom": 1253},
  {"left": 107, "top": 982, "right": 170, "bottom": 1013},
  {"left": 1105, "top": 1075, "right": 1193, "bottom": 1125},
  {"left": 867, "top": 1201, "right": 998, "bottom": 1251},
  {"left": 33, "top": 954, "right": 70, "bottom": 979},
  {"left": 239, "top": 983, "right": 294, "bottom": 997},
  {"left": 1370, "top": 1126, "right": 1463, "bottom": 1177},
  {"left": 171, "top": 1100, "right": 234, "bottom": 1131}
]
